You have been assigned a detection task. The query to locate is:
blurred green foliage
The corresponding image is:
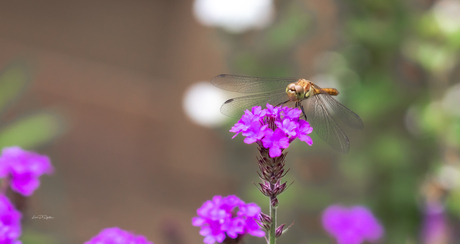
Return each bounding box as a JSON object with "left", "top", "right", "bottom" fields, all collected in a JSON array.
[
  {"left": 0, "top": 61, "right": 63, "bottom": 150},
  {"left": 0, "top": 112, "right": 63, "bottom": 149},
  {"left": 218, "top": 0, "right": 460, "bottom": 243}
]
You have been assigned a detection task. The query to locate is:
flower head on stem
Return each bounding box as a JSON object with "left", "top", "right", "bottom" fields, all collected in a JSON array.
[{"left": 230, "top": 104, "right": 313, "bottom": 243}]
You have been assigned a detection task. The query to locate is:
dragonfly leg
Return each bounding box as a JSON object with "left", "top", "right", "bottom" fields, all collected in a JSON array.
[
  {"left": 299, "top": 102, "right": 307, "bottom": 120},
  {"left": 275, "top": 100, "right": 290, "bottom": 107}
]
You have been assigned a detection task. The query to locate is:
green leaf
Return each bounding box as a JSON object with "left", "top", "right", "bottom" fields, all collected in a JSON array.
[{"left": 0, "top": 112, "right": 64, "bottom": 149}]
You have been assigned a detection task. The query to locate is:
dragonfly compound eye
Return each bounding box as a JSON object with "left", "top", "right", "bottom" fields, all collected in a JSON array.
[
  {"left": 295, "top": 85, "right": 304, "bottom": 94},
  {"left": 287, "top": 83, "right": 296, "bottom": 92}
]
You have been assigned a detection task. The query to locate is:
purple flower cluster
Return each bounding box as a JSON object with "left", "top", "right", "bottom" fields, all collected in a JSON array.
[
  {"left": 0, "top": 195, "right": 22, "bottom": 244},
  {"left": 192, "top": 195, "right": 265, "bottom": 244},
  {"left": 322, "top": 205, "right": 384, "bottom": 244},
  {"left": 0, "top": 147, "right": 54, "bottom": 196},
  {"left": 84, "top": 227, "right": 153, "bottom": 244},
  {"left": 230, "top": 104, "right": 313, "bottom": 158}
]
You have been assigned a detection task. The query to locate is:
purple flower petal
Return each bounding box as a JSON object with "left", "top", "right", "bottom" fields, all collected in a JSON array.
[
  {"left": 199, "top": 225, "right": 213, "bottom": 236},
  {"left": 84, "top": 227, "right": 153, "bottom": 244},
  {"left": 265, "top": 103, "right": 280, "bottom": 117},
  {"left": 246, "top": 218, "right": 266, "bottom": 237},
  {"left": 221, "top": 195, "right": 243, "bottom": 211},
  {"left": 230, "top": 115, "right": 252, "bottom": 138},
  {"left": 222, "top": 217, "right": 245, "bottom": 238},
  {"left": 0, "top": 195, "right": 22, "bottom": 244},
  {"left": 204, "top": 235, "right": 217, "bottom": 244},
  {"left": 192, "top": 217, "right": 206, "bottom": 226},
  {"left": 275, "top": 119, "right": 297, "bottom": 137},
  {"left": 0, "top": 147, "right": 54, "bottom": 196},
  {"left": 322, "top": 205, "right": 384, "bottom": 244},
  {"left": 242, "top": 123, "right": 267, "bottom": 145},
  {"left": 268, "top": 146, "right": 282, "bottom": 158},
  {"left": 422, "top": 202, "right": 449, "bottom": 244},
  {"left": 283, "top": 107, "right": 302, "bottom": 120},
  {"left": 262, "top": 129, "right": 289, "bottom": 158},
  {"left": 250, "top": 106, "right": 266, "bottom": 120},
  {"left": 295, "top": 120, "right": 313, "bottom": 145},
  {"left": 214, "top": 232, "right": 226, "bottom": 243},
  {"left": 238, "top": 203, "right": 261, "bottom": 217}
]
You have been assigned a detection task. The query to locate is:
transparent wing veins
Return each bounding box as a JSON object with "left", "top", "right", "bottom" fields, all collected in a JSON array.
[
  {"left": 221, "top": 90, "right": 290, "bottom": 118},
  {"left": 304, "top": 95, "right": 350, "bottom": 153},
  {"left": 211, "top": 74, "right": 297, "bottom": 93},
  {"left": 311, "top": 84, "right": 363, "bottom": 129}
]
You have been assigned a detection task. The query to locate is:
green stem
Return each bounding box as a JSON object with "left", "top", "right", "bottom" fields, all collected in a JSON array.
[
  {"left": 269, "top": 194, "right": 277, "bottom": 244},
  {"left": 0, "top": 176, "right": 9, "bottom": 195}
]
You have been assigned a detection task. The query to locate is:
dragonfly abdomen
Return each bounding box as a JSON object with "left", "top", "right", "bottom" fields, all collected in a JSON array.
[{"left": 314, "top": 88, "right": 339, "bottom": 96}]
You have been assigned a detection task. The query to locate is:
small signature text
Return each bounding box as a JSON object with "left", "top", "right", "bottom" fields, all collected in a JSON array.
[{"left": 31, "top": 215, "right": 54, "bottom": 220}]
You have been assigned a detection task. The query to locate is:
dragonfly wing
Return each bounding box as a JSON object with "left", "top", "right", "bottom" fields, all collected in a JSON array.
[
  {"left": 315, "top": 93, "right": 363, "bottom": 129},
  {"left": 303, "top": 95, "right": 350, "bottom": 153},
  {"left": 311, "top": 84, "right": 363, "bottom": 129},
  {"left": 221, "top": 91, "right": 290, "bottom": 118},
  {"left": 211, "top": 74, "right": 297, "bottom": 93}
]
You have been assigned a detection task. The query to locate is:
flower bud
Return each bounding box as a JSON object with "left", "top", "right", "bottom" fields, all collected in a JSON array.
[
  {"left": 259, "top": 212, "right": 271, "bottom": 224},
  {"left": 275, "top": 224, "right": 286, "bottom": 237},
  {"left": 271, "top": 198, "right": 279, "bottom": 207}
]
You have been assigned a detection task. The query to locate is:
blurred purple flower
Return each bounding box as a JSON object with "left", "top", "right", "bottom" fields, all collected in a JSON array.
[
  {"left": 0, "top": 147, "right": 54, "bottom": 196},
  {"left": 0, "top": 195, "right": 22, "bottom": 244},
  {"left": 84, "top": 227, "right": 153, "bottom": 244},
  {"left": 238, "top": 203, "right": 265, "bottom": 237},
  {"left": 422, "top": 202, "right": 450, "bottom": 244},
  {"left": 231, "top": 104, "right": 313, "bottom": 158},
  {"left": 322, "top": 205, "right": 384, "bottom": 244},
  {"left": 192, "top": 195, "right": 265, "bottom": 244}
]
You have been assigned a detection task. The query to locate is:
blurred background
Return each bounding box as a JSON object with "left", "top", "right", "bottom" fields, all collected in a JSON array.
[{"left": 1, "top": 0, "right": 460, "bottom": 243}]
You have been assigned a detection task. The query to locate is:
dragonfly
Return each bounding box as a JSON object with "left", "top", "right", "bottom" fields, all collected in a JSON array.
[{"left": 211, "top": 74, "right": 363, "bottom": 153}]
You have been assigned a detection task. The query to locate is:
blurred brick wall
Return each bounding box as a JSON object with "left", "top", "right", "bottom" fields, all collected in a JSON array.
[{"left": 0, "top": 0, "right": 234, "bottom": 243}]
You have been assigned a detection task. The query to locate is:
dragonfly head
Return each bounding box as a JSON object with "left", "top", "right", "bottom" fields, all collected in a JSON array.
[{"left": 286, "top": 83, "right": 305, "bottom": 101}]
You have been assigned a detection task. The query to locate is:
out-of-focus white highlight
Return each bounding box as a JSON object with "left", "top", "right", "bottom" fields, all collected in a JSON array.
[
  {"left": 193, "top": 0, "right": 274, "bottom": 33},
  {"left": 438, "top": 165, "right": 460, "bottom": 189},
  {"left": 183, "top": 82, "right": 228, "bottom": 127},
  {"left": 433, "top": 0, "right": 460, "bottom": 34}
]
